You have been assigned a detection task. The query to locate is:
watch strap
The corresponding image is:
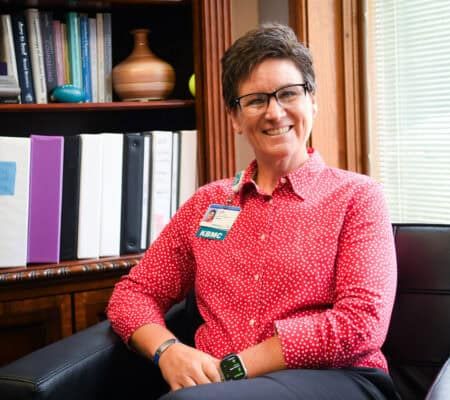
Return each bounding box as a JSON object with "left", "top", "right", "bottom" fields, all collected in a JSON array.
[{"left": 153, "top": 338, "right": 180, "bottom": 366}]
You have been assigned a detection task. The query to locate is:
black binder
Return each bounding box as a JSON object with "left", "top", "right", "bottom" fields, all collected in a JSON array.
[
  {"left": 120, "top": 133, "right": 144, "bottom": 254},
  {"left": 60, "top": 135, "right": 81, "bottom": 261}
]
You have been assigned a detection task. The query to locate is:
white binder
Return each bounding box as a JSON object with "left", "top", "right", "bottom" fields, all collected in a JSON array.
[
  {"left": 77, "top": 134, "right": 103, "bottom": 259},
  {"left": 0, "top": 137, "right": 31, "bottom": 267}
]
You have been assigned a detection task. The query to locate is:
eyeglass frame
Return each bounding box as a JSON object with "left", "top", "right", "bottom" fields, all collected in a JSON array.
[{"left": 232, "top": 83, "right": 312, "bottom": 113}]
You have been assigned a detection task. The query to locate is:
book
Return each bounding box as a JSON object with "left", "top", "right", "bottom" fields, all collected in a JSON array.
[
  {"left": 60, "top": 135, "right": 81, "bottom": 261},
  {"left": 178, "top": 130, "right": 198, "bottom": 208},
  {"left": 79, "top": 14, "right": 92, "bottom": 102},
  {"left": 66, "top": 12, "right": 82, "bottom": 93},
  {"left": 0, "top": 137, "right": 31, "bottom": 267},
  {"left": 39, "top": 11, "right": 57, "bottom": 95},
  {"left": 0, "top": 14, "right": 19, "bottom": 101},
  {"left": 77, "top": 134, "right": 103, "bottom": 259},
  {"left": 61, "top": 22, "right": 70, "bottom": 84},
  {"left": 99, "top": 133, "right": 123, "bottom": 257},
  {"left": 25, "top": 8, "right": 47, "bottom": 103},
  {"left": 11, "top": 11, "right": 35, "bottom": 103},
  {"left": 88, "top": 17, "right": 97, "bottom": 102},
  {"left": 0, "top": 96, "right": 20, "bottom": 104},
  {"left": 103, "top": 13, "right": 112, "bottom": 102},
  {"left": 149, "top": 130, "right": 173, "bottom": 244},
  {"left": 52, "top": 20, "right": 64, "bottom": 86},
  {"left": 27, "top": 135, "right": 64, "bottom": 263},
  {"left": 96, "top": 13, "right": 105, "bottom": 102},
  {"left": 120, "top": 133, "right": 144, "bottom": 254},
  {"left": 0, "top": 75, "right": 21, "bottom": 97}
]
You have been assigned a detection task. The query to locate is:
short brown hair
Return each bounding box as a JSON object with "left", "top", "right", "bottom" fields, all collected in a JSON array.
[{"left": 221, "top": 23, "right": 316, "bottom": 109}]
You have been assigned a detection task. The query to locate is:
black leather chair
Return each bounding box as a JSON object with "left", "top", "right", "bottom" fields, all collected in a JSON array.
[{"left": 0, "top": 224, "right": 449, "bottom": 400}]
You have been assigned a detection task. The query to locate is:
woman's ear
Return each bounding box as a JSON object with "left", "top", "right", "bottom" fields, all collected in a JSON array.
[
  {"left": 228, "top": 107, "right": 243, "bottom": 135},
  {"left": 311, "top": 94, "right": 318, "bottom": 118}
]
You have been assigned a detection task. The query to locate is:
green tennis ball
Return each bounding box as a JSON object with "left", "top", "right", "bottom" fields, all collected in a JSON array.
[{"left": 189, "top": 74, "right": 195, "bottom": 97}]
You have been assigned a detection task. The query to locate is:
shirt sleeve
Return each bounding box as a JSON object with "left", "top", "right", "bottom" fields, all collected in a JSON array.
[
  {"left": 106, "top": 195, "right": 199, "bottom": 343},
  {"left": 275, "top": 181, "right": 397, "bottom": 368}
]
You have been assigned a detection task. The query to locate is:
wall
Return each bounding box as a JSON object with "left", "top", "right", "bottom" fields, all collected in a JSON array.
[{"left": 231, "top": 0, "right": 290, "bottom": 171}]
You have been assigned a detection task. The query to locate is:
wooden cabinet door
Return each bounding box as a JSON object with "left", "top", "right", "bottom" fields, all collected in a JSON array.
[
  {"left": 0, "top": 295, "right": 72, "bottom": 366},
  {"left": 73, "top": 288, "right": 114, "bottom": 332}
]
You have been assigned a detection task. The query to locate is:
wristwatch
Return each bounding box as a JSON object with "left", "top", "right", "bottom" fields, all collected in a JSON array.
[{"left": 219, "top": 353, "right": 247, "bottom": 381}]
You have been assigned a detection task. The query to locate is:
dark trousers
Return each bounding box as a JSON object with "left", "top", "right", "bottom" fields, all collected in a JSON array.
[{"left": 159, "top": 368, "right": 400, "bottom": 400}]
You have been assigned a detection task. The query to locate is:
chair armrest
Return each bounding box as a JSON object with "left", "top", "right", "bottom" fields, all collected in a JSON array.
[
  {"left": 0, "top": 299, "right": 193, "bottom": 400},
  {"left": 0, "top": 321, "right": 120, "bottom": 400},
  {"left": 426, "top": 358, "right": 450, "bottom": 400},
  {"left": 0, "top": 320, "right": 165, "bottom": 400}
]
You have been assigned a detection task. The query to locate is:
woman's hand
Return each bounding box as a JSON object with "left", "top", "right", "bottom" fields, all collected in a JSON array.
[{"left": 158, "top": 342, "right": 222, "bottom": 391}]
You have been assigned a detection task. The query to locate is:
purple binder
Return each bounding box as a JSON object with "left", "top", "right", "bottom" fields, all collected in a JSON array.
[{"left": 27, "top": 135, "right": 64, "bottom": 263}]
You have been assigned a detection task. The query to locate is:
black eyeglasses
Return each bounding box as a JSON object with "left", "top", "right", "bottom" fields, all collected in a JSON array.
[{"left": 233, "top": 83, "right": 310, "bottom": 116}]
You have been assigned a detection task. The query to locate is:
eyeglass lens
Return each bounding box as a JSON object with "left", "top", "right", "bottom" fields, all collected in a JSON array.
[{"left": 238, "top": 84, "right": 306, "bottom": 114}]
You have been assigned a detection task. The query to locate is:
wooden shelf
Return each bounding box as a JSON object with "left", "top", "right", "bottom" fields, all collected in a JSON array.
[
  {"left": 0, "top": 0, "right": 189, "bottom": 10},
  {"left": 0, "top": 254, "right": 143, "bottom": 284},
  {"left": 0, "top": 99, "right": 195, "bottom": 113}
]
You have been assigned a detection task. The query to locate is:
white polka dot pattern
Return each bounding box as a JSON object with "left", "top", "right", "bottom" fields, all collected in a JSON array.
[{"left": 107, "top": 150, "right": 397, "bottom": 372}]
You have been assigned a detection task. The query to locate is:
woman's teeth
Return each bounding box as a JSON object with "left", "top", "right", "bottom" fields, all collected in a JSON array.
[{"left": 264, "top": 126, "right": 291, "bottom": 136}]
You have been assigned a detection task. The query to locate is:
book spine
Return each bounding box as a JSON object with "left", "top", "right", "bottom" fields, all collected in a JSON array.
[
  {"left": 0, "top": 76, "right": 20, "bottom": 96},
  {"left": 25, "top": 8, "right": 48, "bottom": 104},
  {"left": 88, "top": 18, "right": 98, "bottom": 102},
  {"left": 60, "top": 22, "right": 70, "bottom": 84},
  {"left": 103, "top": 13, "right": 112, "bottom": 102},
  {"left": 66, "top": 12, "right": 83, "bottom": 93},
  {"left": 10, "top": 12, "right": 35, "bottom": 103},
  {"left": 52, "top": 20, "right": 64, "bottom": 86},
  {"left": 79, "top": 14, "right": 92, "bottom": 102},
  {"left": 96, "top": 13, "right": 105, "bottom": 102},
  {"left": 39, "top": 11, "right": 57, "bottom": 94},
  {"left": 0, "top": 97, "right": 20, "bottom": 103},
  {"left": 1, "top": 14, "right": 20, "bottom": 100}
]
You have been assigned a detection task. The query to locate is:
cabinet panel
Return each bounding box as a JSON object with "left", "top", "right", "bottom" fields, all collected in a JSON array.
[
  {"left": 73, "top": 287, "right": 114, "bottom": 331},
  {"left": 0, "top": 294, "right": 72, "bottom": 366}
]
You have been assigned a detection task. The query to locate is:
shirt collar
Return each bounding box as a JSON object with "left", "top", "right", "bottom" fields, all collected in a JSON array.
[{"left": 234, "top": 149, "right": 326, "bottom": 200}]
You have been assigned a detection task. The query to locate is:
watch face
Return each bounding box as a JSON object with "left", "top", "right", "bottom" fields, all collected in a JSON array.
[{"left": 220, "top": 354, "right": 246, "bottom": 380}]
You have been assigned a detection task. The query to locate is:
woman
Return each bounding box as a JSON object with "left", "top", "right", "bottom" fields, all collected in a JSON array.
[{"left": 107, "top": 23, "right": 399, "bottom": 399}]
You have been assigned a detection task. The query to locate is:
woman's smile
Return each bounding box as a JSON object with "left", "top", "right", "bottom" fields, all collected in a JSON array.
[{"left": 262, "top": 126, "right": 292, "bottom": 136}]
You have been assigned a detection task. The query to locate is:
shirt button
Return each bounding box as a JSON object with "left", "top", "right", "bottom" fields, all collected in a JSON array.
[
  {"left": 260, "top": 234, "right": 266, "bottom": 241},
  {"left": 280, "top": 177, "right": 287, "bottom": 184},
  {"left": 249, "top": 319, "right": 255, "bottom": 327},
  {"left": 254, "top": 274, "right": 260, "bottom": 281}
]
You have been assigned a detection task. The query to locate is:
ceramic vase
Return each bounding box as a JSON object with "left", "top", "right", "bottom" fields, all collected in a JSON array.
[{"left": 112, "top": 29, "right": 175, "bottom": 101}]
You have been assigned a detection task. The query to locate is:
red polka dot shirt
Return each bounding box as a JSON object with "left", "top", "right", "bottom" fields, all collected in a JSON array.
[{"left": 107, "top": 150, "right": 397, "bottom": 372}]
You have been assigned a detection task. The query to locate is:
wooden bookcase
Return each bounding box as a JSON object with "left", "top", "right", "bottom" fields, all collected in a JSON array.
[{"left": 0, "top": 0, "right": 234, "bottom": 366}]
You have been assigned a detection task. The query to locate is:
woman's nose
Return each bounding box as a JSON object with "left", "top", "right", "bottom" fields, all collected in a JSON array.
[{"left": 264, "top": 96, "right": 286, "bottom": 119}]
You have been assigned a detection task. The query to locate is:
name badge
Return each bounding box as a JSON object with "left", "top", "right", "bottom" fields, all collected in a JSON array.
[{"left": 196, "top": 204, "right": 240, "bottom": 240}]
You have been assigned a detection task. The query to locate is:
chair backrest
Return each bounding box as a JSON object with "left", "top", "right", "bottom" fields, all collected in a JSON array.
[
  {"left": 383, "top": 224, "right": 450, "bottom": 400},
  {"left": 182, "top": 224, "right": 450, "bottom": 399}
]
